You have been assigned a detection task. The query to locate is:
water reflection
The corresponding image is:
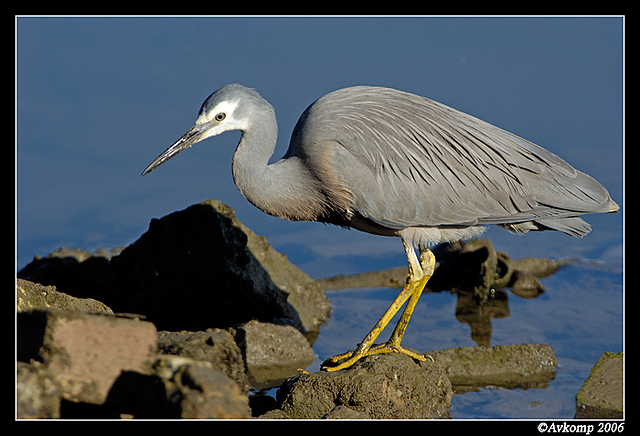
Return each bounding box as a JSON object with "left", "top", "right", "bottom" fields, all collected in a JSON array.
[
  {"left": 455, "top": 288, "right": 509, "bottom": 347},
  {"left": 318, "top": 238, "right": 573, "bottom": 347}
]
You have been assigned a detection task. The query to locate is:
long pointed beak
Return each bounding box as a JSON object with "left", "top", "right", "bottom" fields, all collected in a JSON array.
[{"left": 141, "top": 125, "right": 207, "bottom": 176}]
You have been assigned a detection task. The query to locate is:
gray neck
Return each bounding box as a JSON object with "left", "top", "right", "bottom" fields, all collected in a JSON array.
[{"left": 231, "top": 114, "right": 326, "bottom": 222}]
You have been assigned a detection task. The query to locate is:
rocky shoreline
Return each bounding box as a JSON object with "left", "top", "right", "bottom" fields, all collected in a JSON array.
[{"left": 16, "top": 199, "right": 622, "bottom": 419}]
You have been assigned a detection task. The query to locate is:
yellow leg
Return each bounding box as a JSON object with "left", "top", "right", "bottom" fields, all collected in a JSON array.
[{"left": 323, "top": 248, "right": 436, "bottom": 372}]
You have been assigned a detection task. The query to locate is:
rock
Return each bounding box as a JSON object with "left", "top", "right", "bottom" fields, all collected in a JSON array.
[
  {"left": 17, "top": 361, "right": 61, "bottom": 419},
  {"left": 575, "top": 352, "right": 623, "bottom": 419},
  {"left": 275, "top": 354, "right": 453, "bottom": 419},
  {"left": 16, "top": 198, "right": 330, "bottom": 419},
  {"left": 318, "top": 239, "right": 573, "bottom": 303},
  {"left": 317, "top": 266, "right": 408, "bottom": 291},
  {"left": 322, "top": 405, "right": 371, "bottom": 419},
  {"left": 16, "top": 303, "right": 321, "bottom": 417},
  {"left": 233, "top": 320, "right": 317, "bottom": 389},
  {"left": 17, "top": 310, "right": 157, "bottom": 405},
  {"left": 104, "top": 355, "right": 252, "bottom": 419},
  {"left": 157, "top": 329, "right": 249, "bottom": 393},
  {"left": 18, "top": 199, "right": 330, "bottom": 336},
  {"left": 317, "top": 239, "right": 514, "bottom": 303},
  {"left": 18, "top": 247, "right": 121, "bottom": 303},
  {"left": 257, "top": 408, "right": 290, "bottom": 419},
  {"left": 157, "top": 320, "right": 317, "bottom": 391},
  {"left": 16, "top": 199, "right": 583, "bottom": 419},
  {"left": 431, "top": 239, "right": 572, "bottom": 303},
  {"left": 229, "top": 201, "right": 331, "bottom": 339},
  {"left": 17, "top": 278, "right": 113, "bottom": 315},
  {"left": 509, "top": 256, "right": 575, "bottom": 298},
  {"left": 428, "top": 344, "right": 557, "bottom": 393},
  {"left": 170, "top": 361, "right": 252, "bottom": 419}
]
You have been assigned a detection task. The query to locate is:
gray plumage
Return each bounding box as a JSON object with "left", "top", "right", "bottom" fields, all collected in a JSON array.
[
  {"left": 142, "top": 84, "right": 619, "bottom": 249},
  {"left": 142, "top": 83, "right": 618, "bottom": 371}
]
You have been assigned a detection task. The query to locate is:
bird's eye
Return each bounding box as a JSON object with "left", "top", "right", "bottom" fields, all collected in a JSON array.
[{"left": 214, "top": 113, "right": 226, "bottom": 122}]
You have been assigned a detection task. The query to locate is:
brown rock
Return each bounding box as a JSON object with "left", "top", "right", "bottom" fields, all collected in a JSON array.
[
  {"left": 172, "top": 361, "right": 251, "bottom": 419},
  {"left": 233, "top": 320, "right": 317, "bottom": 389},
  {"left": 575, "top": 352, "right": 623, "bottom": 419},
  {"left": 18, "top": 310, "right": 157, "bottom": 404},
  {"left": 16, "top": 278, "right": 113, "bottom": 315},
  {"left": 157, "top": 329, "right": 249, "bottom": 393},
  {"left": 428, "top": 343, "right": 558, "bottom": 392},
  {"left": 17, "top": 361, "right": 61, "bottom": 419},
  {"left": 277, "top": 353, "right": 453, "bottom": 419},
  {"left": 322, "top": 405, "right": 371, "bottom": 419}
]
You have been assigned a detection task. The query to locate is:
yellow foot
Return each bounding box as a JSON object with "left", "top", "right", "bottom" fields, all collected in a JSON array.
[
  {"left": 321, "top": 247, "right": 437, "bottom": 373},
  {"left": 322, "top": 342, "right": 433, "bottom": 372}
]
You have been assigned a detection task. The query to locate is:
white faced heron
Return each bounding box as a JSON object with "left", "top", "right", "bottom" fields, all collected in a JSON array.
[{"left": 142, "top": 84, "right": 619, "bottom": 371}]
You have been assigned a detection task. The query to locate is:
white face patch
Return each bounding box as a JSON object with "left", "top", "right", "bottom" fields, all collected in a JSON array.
[{"left": 195, "top": 100, "right": 240, "bottom": 125}]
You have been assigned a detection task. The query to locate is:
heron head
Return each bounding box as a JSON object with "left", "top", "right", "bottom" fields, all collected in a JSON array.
[{"left": 141, "top": 84, "right": 265, "bottom": 176}]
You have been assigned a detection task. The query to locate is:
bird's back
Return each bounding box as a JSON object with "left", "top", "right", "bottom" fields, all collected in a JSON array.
[{"left": 287, "top": 86, "right": 618, "bottom": 238}]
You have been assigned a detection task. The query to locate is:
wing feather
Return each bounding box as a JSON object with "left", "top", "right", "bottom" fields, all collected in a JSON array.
[{"left": 288, "top": 86, "right": 617, "bottom": 232}]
